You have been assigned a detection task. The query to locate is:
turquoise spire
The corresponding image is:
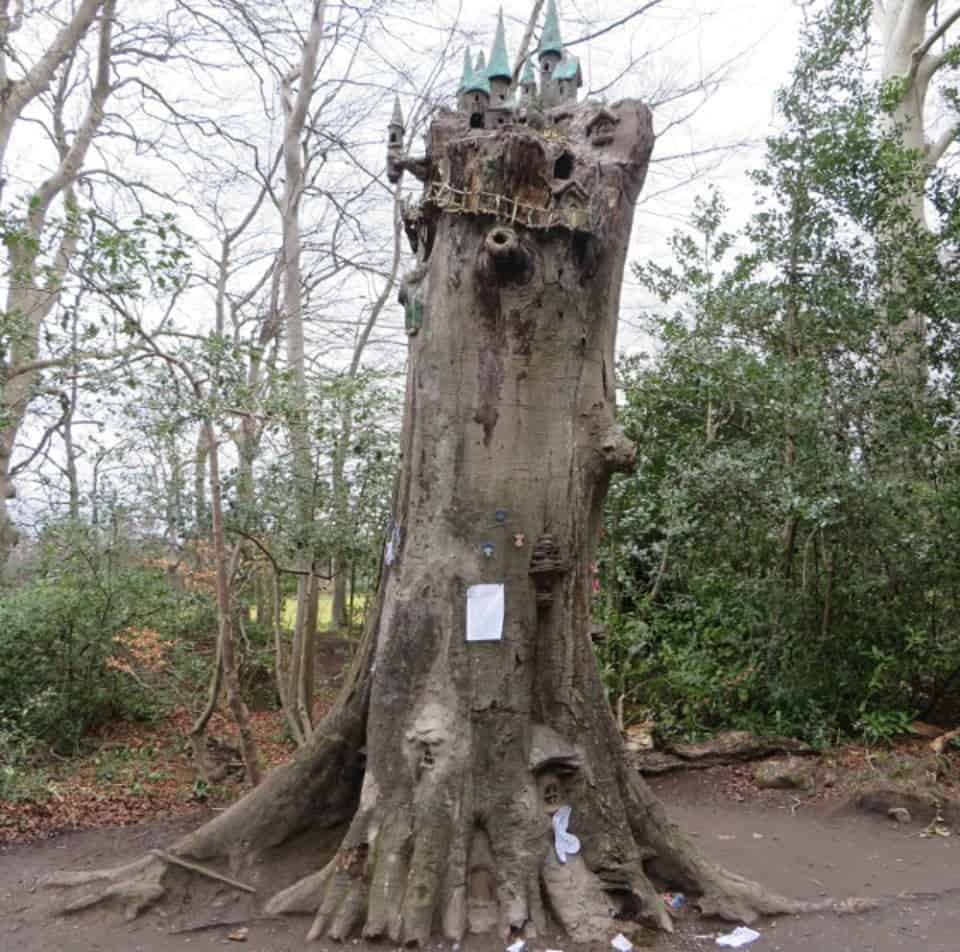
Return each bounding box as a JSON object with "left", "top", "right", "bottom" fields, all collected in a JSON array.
[
  {"left": 487, "top": 8, "right": 512, "bottom": 82},
  {"left": 539, "top": 0, "right": 563, "bottom": 59},
  {"left": 459, "top": 48, "right": 473, "bottom": 92},
  {"left": 465, "top": 50, "right": 490, "bottom": 95}
]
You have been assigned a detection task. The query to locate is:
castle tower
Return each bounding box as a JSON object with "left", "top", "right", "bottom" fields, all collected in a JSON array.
[
  {"left": 487, "top": 8, "right": 513, "bottom": 105},
  {"left": 386, "top": 95, "right": 405, "bottom": 184},
  {"left": 538, "top": 0, "right": 563, "bottom": 106},
  {"left": 463, "top": 50, "right": 490, "bottom": 129},
  {"left": 552, "top": 51, "right": 582, "bottom": 105}
]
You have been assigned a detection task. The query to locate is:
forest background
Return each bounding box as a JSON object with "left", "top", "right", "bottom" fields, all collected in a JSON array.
[{"left": 2, "top": 0, "right": 959, "bottom": 812}]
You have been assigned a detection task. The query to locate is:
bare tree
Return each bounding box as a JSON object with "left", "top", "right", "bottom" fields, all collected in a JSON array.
[{"left": 0, "top": 0, "right": 115, "bottom": 562}]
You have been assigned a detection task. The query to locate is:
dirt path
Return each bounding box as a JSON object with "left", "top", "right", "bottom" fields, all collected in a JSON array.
[
  {"left": 658, "top": 793, "right": 958, "bottom": 951},
  {"left": 1, "top": 771, "right": 957, "bottom": 951}
]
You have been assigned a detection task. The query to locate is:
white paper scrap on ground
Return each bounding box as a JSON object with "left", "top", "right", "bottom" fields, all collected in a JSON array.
[
  {"left": 552, "top": 805, "right": 581, "bottom": 864},
  {"left": 506, "top": 941, "right": 525, "bottom": 952},
  {"left": 611, "top": 933, "right": 633, "bottom": 952},
  {"left": 716, "top": 926, "right": 761, "bottom": 947},
  {"left": 384, "top": 522, "right": 401, "bottom": 566},
  {"left": 466, "top": 583, "right": 505, "bottom": 642}
]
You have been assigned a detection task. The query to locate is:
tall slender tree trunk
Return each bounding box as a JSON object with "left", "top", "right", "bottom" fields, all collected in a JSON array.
[
  {"left": 205, "top": 421, "right": 262, "bottom": 787},
  {"left": 876, "top": 0, "right": 937, "bottom": 390},
  {"left": 280, "top": 0, "right": 327, "bottom": 740}
]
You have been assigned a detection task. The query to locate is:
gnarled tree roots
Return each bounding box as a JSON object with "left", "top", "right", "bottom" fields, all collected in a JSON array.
[{"left": 40, "top": 748, "right": 877, "bottom": 944}]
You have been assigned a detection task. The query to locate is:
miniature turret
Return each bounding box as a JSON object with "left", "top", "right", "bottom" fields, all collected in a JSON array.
[
  {"left": 463, "top": 50, "right": 491, "bottom": 129},
  {"left": 386, "top": 96, "right": 405, "bottom": 184},
  {"left": 452, "top": 4, "right": 580, "bottom": 125},
  {"left": 538, "top": 0, "right": 564, "bottom": 92},
  {"left": 487, "top": 9, "right": 512, "bottom": 105},
  {"left": 537, "top": 0, "right": 581, "bottom": 109},
  {"left": 552, "top": 52, "right": 582, "bottom": 105}
]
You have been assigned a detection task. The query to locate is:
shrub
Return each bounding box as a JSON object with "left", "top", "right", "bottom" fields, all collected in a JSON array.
[{"left": 0, "top": 525, "right": 208, "bottom": 752}]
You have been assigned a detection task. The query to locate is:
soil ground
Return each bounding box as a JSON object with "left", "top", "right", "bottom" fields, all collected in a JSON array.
[{"left": 2, "top": 765, "right": 958, "bottom": 952}]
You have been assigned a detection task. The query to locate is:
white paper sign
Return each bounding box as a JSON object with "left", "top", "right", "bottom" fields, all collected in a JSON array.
[{"left": 466, "top": 583, "right": 504, "bottom": 642}]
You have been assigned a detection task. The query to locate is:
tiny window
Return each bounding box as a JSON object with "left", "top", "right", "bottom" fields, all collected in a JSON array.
[
  {"left": 470, "top": 113, "right": 484, "bottom": 129},
  {"left": 554, "top": 152, "right": 574, "bottom": 179}
]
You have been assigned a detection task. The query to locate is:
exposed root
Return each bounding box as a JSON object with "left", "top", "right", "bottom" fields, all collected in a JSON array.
[
  {"left": 264, "top": 863, "right": 334, "bottom": 916},
  {"left": 624, "top": 861, "right": 675, "bottom": 933},
  {"left": 541, "top": 851, "right": 633, "bottom": 942},
  {"left": 41, "top": 661, "right": 369, "bottom": 928},
  {"left": 696, "top": 867, "right": 883, "bottom": 922},
  {"left": 41, "top": 855, "right": 168, "bottom": 920},
  {"left": 265, "top": 787, "right": 670, "bottom": 947}
]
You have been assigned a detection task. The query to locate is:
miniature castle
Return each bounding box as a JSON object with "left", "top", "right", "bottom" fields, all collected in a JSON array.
[
  {"left": 458, "top": 1, "right": 582, "bottom": 130},
  {"left": 382, "top": 0, "right": 648, "bottom": 334},
  {"left": 387, "top": 0, "right": 584, "bottom": 183}
]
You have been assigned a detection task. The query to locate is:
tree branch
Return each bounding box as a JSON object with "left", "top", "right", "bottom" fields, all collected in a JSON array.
[
  {"left": 9, "top": 393, "right": 70, "bottom": 477},
  {"left": 28, "top": 0, "right": 116, "bottom": 229},
  {"left": 914, "top": 3, "right": 960, "bottom": 65},
  {"left": 0, "top": 0, "right": 104, "bottom": 168},
  {"left": 511, "top": 0, "right": 546, "bottom": 82},
  {"left": 927, "top": 120, "right": 959, "bottom": 165},
  {"left": 566, "top": 1, "right": 668, "bottom": 49}
]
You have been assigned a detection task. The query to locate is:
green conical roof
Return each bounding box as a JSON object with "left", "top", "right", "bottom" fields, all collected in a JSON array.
[
  {"left": 521, "top": 55, "right": 536, "bottom": 86},
  {"left": 487, "top": 8, "right": 511, "bottom": 81},
  {"left": 539, "top": 0, "right": 563, "bottom": 59},
  {"left": 459, "top": 48, "right": 473, "bottom": 92},
  {"left": 466, "top": 50, "right": 490, "bottom": 95}
]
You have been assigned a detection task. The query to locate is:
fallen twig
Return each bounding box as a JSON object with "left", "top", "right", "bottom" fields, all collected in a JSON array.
[{"left": 150, "top": 849, "right": 255, "bottom": 893}]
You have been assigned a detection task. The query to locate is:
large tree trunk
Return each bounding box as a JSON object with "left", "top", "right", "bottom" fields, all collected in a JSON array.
[{"left": 43, "top": 98, "right": 858, "bottom": 943}]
